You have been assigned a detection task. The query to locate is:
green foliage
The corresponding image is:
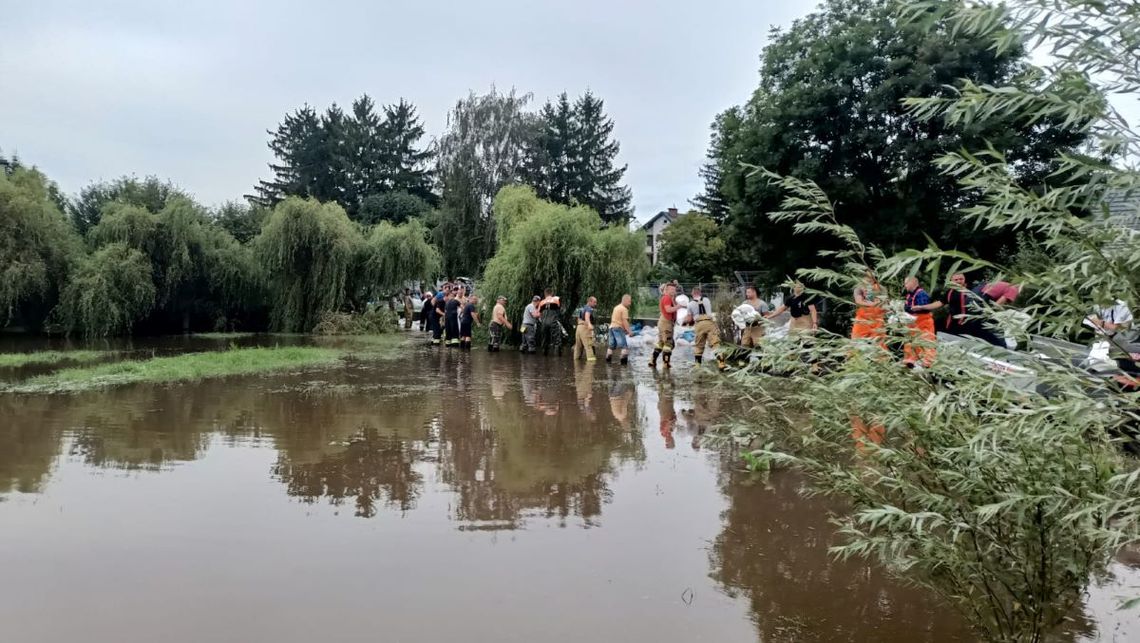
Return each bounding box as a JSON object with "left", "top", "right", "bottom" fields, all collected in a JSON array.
[
  {"left": 522, "top": 91, "right": 633, "bottom": 223},
  {"left": 359, "top": 191, "right": 431, "bottom": 225},
  {"left": 211, "top": 200, "right": 269, "bottom": 244},
  {"left": 89, "top": 197, "right": 264, "bottom": 332},
  {"left": 719, "top": 3, "right": 1140, "bottom": 640},
  {"left": 702, "top": 0, "right": 1087, "bottom": 289},
  {"left": 0, "top": 350, "right": 107, "bottom": 368},
  {"left": 435, "top": 88, "right": 537, "bottom": 277},
  {"left": 657, "top": 212, "right": 728, "bottom": 282},
  {"left": 354, "top": 218, "right": 440, "bottom": 307},
  {"left": 256, "top": 197, "right": 362, "bottom": 332},
  {"left": 479, "top": 187, "right": 649, "bottom": 331},
  {"left": 312, "top": 309, "right": 398, "bottom": 335},
  {"left": 69, "top": 175, "right": 186, "bottom": 234},
  {"left": 0, "top": 167, "right": 83, "bottom": 329},
  {"left": 55, "top": 243, "right": 156, "bottom": 338},
  {"left": 254, "top": 95, "right": 435, "bottom": 217},
  {"left": 5, "top": 346, "right": 343, "bottom": 393}
]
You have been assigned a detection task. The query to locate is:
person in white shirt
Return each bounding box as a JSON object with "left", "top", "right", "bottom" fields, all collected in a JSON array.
[
  {"left": 1090, "top": 299, "right": 1133, "bottom": 338},
  {"left": 685, "top": 286, "right": 727, "bottom": 371}
]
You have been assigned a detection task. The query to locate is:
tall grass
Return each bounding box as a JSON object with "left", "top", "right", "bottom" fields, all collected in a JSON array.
[
  {"left": 4, "top": 346, "right": 343, "bottom": 393},
  {"left": 0, "top": 350, "right": 108, "bottom": 368}
]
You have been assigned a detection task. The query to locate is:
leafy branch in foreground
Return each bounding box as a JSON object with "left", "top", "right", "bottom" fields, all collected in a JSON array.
[{"left": 717, "top": 2, "right": 1140, "bottom": 641}]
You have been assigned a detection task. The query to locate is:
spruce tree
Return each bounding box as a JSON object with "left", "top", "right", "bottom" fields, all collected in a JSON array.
[
  {"left": 570, "top": 91, "right": 631, "bottom": 224},
  {"left": 522, "top": 93, "right": 577, "bottom": 204},
  {"left": 690, "top": 107, "right": 741, "bottom": 223},
  {"left": 254, "top": 105, "right": 325, "bottom": 206},
  {"left": 381, "top": 100, "right": 434, "bottom": 204}
]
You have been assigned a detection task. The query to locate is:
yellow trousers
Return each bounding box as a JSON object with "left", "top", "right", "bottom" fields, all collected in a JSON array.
[
  {"left": 694, "top": 318, "right": 720, "bottom": 357},
  {"left": 573, "top": 323, "right": 595, "bottom": 361}
]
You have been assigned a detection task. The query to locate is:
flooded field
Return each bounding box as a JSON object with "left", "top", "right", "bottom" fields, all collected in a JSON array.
[{"left": 1, "top": 338, "right": 1136, "bottom": 642}]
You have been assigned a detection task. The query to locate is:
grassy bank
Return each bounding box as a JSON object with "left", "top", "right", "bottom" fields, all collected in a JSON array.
[
  {"left": 1, "top": 333, "right": 409, "bottom": 393},
  {"left": 4, "top": 346, "right": 344, "bottom": 393},
  {"left": 0, "top": 350, "right": 109, "bottom": 368}
]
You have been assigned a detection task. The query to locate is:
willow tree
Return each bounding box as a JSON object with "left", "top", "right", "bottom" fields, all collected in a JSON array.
[
  {"left": 0, "top": 167, "right": 83, "bottom": 330},
  {"left": 354, "top": 218, "right": 439, "bottom": 308},
  {"left": 480, "top": 186, "right": 649, "bottom": 331},
  {"left": 256, "top": 197, "right": 362, "bottom": 332},
  {"left": 55, "top": 243, "right": 156, "bottom": 338},
  {"left": 89, "top": 197, "right": 263, "bottom": 332}
]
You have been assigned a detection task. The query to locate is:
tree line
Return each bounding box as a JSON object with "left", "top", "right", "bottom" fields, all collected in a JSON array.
[
  {"left": 659, "top": 0, "right": 1091, "bottom": 286},
  {"left": 1, "top": 85, "right": 635, "bottom": 337},
  {"left": 1, "top": 162, "right": 438, "bottom": 336},
  {"left": 248, "top": 88, "right": 633, "bottom": 278}
]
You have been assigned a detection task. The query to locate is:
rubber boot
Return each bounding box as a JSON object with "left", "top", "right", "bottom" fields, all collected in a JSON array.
[
  {"left": 649, "top": 349, "right": 660, "bottom": 368},
  {"left": 717, "top": 354, "right": 727, "bottom": 372},
  {"left": 695, "top": 355, "right": 703, "bottom": 365},
  {"left": 605, "top": 353, "right": 612, "bottom": 363},
  {"left": 663, "top": 351, "right": 672, "bottom": 369},
  {"left": 620, "top": 355, "right": 628, "bottom": 365}
]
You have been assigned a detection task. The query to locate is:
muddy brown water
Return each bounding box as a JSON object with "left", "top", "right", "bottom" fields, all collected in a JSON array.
[{"left": 1, "top": 338, "right": 1136, "bottom": 642}]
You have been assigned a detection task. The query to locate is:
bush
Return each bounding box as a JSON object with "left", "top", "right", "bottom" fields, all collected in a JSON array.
[{"left": 312, "top": 308, "right": 398, "bottom": 335}]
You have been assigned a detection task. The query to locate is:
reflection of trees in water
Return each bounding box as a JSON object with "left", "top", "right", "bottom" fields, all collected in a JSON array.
[
  {"left": 2, "top": 353, "right": 647, "bottom": 528},
  {"left": 0, "top": 397, "right": 63, "bottom": 494},
  {"left": 709, "top": 466, "right": 972, "bottom": 642},
  {"left": 272, "top": 427, "right": 424, "bottom": 518},
  {"left": 436, "top": 356, "right": 645, "bottom": 528}
]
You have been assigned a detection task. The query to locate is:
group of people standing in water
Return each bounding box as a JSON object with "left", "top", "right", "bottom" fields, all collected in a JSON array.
[{"left": 852, "top": 271, "right": 1026, "bottom": 366}]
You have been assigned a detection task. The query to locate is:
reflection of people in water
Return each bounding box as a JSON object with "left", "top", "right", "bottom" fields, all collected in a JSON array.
[
  {"left": 574, "top": 361, "right": 596, "bottom": 418},
  {"left": 656, "top": 375, "right": 677, "bottom": 449},
  {"left": 679, "top": 391, "right": 719, "bottom": 451},
  {"left": 607, "top": 377, "right": 633, "bottom": 427}
]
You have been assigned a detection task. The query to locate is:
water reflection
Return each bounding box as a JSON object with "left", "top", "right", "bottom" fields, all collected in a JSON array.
[
  {"left": 273, "top": 427, "right": 424, "bottom": 518},
  {"left": 2, "top": 344, "right": 1135, "bottom": 642},
  {"left": 709, "top": 466, "right": 971, "bottom": 641},
  {"left": 0, "top": 351, "right": 645, "bottom": 529}
]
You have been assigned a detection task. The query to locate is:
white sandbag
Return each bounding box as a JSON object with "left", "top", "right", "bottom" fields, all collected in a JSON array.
[{"left": 732, "top": 304, "right": 759, "bottom": 330}]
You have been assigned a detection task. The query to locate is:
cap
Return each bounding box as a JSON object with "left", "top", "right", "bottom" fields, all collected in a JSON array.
[
  {"left": 497, "top": 295, "right": 507, "bottom": 301},
  {"left": 532, "top": 295, "right": 541, "bottom": 302}
]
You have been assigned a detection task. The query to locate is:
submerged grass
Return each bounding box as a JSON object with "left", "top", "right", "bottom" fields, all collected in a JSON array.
[
  {"left": 0, "top": 350, "right": 110, "bottom": 368},
  {"left": 4, "top": 346, "right": 345, "bottom": 393},
  {"left": 0, "top": 334, "right": 410, "bottom": 394}
]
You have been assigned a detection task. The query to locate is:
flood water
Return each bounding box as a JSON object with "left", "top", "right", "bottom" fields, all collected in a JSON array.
[{"left": 1, "top": 338, "right": 1137, "bottom": 642}]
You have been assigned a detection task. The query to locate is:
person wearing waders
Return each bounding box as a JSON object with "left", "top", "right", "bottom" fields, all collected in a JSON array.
[
  {"left": 903, "top": 276, "right": 940, "bottom": 367},
  {"left": 432, "top": 290, "right": 447, "bottom": 345},
  {"left": 402, "top": 288, "right": 415, "bottom": 330},
  {"left": 650, "top": 283, "right": 679, "bottom": 368},
  {"left": 460, "top": 294, "right": 480, "bottom": 350},
  {"left": 419, "top": 289, "right": 434, "bottom": 334},
  {"left": 607, "top": 294, "right": 633, "bottom": 365},
  {"left": 444, "top": 288, "right": 462, "bottom": 347},
  {"left": 574, "top": 296, "right": 598, "bottom": 362},
  {"left": 489, "top": 296, "right": 511, "bottom": 352},
  {"left": 538, "top": 288, "right": 563, "bottom": 356},
  {"left": 520, "top": 295, "right": 540, "bottom": 354},
  {"left": 686, "top": 286, "right": 727, "bottom": 371}
]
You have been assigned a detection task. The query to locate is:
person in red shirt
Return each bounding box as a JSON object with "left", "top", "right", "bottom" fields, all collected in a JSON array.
[{"left": 650, "top": 283, "right": 679, "bottom": 368}]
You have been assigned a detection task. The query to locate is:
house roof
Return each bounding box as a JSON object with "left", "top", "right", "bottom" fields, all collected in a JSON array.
[{"left": 640, "top": 209, "right": 679, "bottom": 230}]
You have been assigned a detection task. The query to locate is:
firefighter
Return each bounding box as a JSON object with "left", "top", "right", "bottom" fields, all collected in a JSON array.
[
  {"left": 686, "top": 286, "right": 727, "bottom": 371},
  {"left": 649, "top": 283, "right": 679, "bottom": 368},
  {"left": 538, "top": 288, "right": 563, "bottom": 356},
  {"left": 574, "top": 296, "right": 598, "bottom": 362}
]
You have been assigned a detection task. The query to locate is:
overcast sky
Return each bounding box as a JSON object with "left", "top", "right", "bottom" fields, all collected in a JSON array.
[{"left": 0, "top": 0, "right": 815, "bottom": 223}]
